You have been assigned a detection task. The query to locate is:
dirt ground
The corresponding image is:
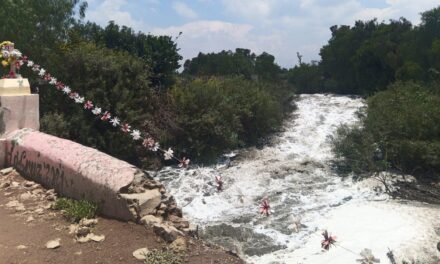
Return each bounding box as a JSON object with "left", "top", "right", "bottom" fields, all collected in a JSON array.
[{"left": 0, "top": 169, "right": 244, "bottom": 264}]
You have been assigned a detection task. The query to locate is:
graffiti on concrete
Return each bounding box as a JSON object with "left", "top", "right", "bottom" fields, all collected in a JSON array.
[{"left": 6, "top": 145, "right": 66, "bottom": 189}]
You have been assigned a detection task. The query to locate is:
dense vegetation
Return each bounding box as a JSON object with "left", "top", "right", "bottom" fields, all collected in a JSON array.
[
  {"left": 333, "top": 82, "right": 440, "bottom": 178},
  {"left": 325, "top": 7, "right": 440, "bottom": 179},
  {"left": 0, "top": 0, "right": 294, "bottom": 166},
  {"left": 289, "top": 7, "right": 440, "bottom": 95}
]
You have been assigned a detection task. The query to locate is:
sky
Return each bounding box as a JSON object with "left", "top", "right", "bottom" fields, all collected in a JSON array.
[{"left": 84, "top": 0, "right": 440, "bottom": 68}]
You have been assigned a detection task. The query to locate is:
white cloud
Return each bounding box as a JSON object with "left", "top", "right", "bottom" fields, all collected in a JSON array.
[
  {"left": 87, "top": 0, "right": 144, "bottom": 29},
  {"left": 221, "top": 0, "right": 275, "bottom": 19},
  {"left": 172, "top": 1, "right": 198, "bottom": 19},
  {"left": 153, "top": 20, "right": 256, "bottom": 63},
  {"left": 85, "top": 0, "right": 440, "bottom": 68}
]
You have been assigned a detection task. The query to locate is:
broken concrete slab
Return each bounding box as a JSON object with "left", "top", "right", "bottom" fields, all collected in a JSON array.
[
  {"left": 2, "top": 129, "right": 140, "bottom": 221},
  {"left": 120, "top": 189, "right": 161, "bottom": 216}
]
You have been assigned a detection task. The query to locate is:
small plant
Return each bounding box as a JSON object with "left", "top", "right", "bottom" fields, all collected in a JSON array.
[
  {"left": 54, "top": 197, "right": 98, "bottom": 222},
  {"left": 144, "top": 249, "right": 182, "bottom": 264}
]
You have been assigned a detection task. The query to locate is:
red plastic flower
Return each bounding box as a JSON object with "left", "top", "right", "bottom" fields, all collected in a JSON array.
[
  {"left": 69, "top": 92, "right": 78, "bottom": 99},
  {"left": 43, "top": 73, "right": 52, "bottom": 81},
  {"left": 55, "top": 81, "right": 64, "bottom": 90},
  {"left": 121, "top": 123, "right": 131, "bottom": 133},
  {"left": 7, "top": 71, "right": 16, "bottom": 78},
  {"left": 260, "top": 198, "right": 270, "bottom": 216},
  {"left": 101, "top": 111, "right": 111, "bottom": 121},
  {"left": 321, "top": 230, "right": 337, "bottom": 250},
  {"left": 84, "top": 100, "right": 93, "bottom": 110},
  {"left": 215, "top": 176, "right": 223, "bottom": 191},
  {"left": 15, "top": 60, "right": 21, "bottom": 70},
  {"left": 178, "top": 157, "right": 190, "bottom": 168}
]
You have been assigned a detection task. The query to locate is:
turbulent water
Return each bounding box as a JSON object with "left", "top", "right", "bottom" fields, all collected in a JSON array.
[{"left": 153, "top": 94, "right": 440, "bottom": 263}]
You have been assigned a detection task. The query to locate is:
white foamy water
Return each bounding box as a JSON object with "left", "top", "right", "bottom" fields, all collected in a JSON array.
[{"left": 154, "top": 94, "right": 440, "bottom": 263}]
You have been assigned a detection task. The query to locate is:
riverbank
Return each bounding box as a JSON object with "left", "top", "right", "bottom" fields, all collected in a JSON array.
[{"left": 0, "top": 169, "right": 244, "bottom": 264}]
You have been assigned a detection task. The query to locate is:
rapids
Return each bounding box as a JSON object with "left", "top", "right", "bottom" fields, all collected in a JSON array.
[{"left": 153, "top": 94, "right": 440, "bottom": 263}]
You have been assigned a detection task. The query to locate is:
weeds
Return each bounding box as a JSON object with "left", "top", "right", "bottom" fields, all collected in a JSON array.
[
  {"left": 54, "top": 197, "right": 98, "bottom": 222},
  {"left": 144, "top": 249, "right": 182, "bottom": 264}
]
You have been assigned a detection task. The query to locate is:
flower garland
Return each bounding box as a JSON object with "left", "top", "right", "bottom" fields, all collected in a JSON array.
[{"left": 1, "top": 42, "right": 189, "bottom": 168}]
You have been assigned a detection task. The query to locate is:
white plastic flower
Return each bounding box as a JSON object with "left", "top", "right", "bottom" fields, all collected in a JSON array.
[
  {"left": 10, "top": 50, "right": 21, "bottom": 58},
  {"left": 62, "top": 86, "right": 71, "bottom": 94},
  {"left": 74, "top": 96, "right": 84, "bottom": 104},
  {"left": 92, "top": 107, "right": 102, "bottom": 115},
  {"left": 18, "top": 60, "right": 24, "bottom": 66},
  {"left": 131, "top": 129, "right": 141, "bottom": 140},
  {"left": 27, "top": 61, "right": 34, "bottom": 67},
  {"left": 164, "top": 148, "right": 174, "bottom": 160},
  {"left": 38, "top": 68, "right": 46, "bottom": 76},
  {"left": 152, "top": 142, "right": 160, "bottom": 152},
  {"left": 110, "top": 117, "right": 120, "bottom": 127},
  {"left": 1, "top": 50, "right": 9, "bottom": 59},
  {"left": 49, "top": 78, "right": 57, "bottom": 85}
]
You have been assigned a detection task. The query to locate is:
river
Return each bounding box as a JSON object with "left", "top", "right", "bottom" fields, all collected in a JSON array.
[{"left": 153, "top": 94, "right": 440, "bottom": 263}]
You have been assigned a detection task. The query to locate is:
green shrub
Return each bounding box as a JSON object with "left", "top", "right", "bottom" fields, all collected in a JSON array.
[
  {"left": 170, "top": 77, "right": 285, "bottom": 161},
  {"left": 332, "top": 81, "right": 440, "bottom": 178},
  {"left": 54, "top": 197, "right": 99, "bottom": 222}
]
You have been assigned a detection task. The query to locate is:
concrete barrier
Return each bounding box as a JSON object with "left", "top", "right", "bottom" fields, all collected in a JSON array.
[
  {"left": 0, "top": 94, "right": 39, "bottom": 137},
  {"left": 3, "top": 129, "right": 140, "bottom": 221}
]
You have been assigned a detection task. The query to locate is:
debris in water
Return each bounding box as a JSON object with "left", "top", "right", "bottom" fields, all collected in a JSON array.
[
  {"left": 178, "top": 157, "right": 190, "bottom": 168},
  {"left": 321, "top": 230, "right": 336, "bottom": 250},
  {"left": 215, "top": 176, "right": 223, "bottom": 191},
  {"left": 260, "top": 198, "right": 271, "bottom": 216},
  {"left": 357, "top": 248, "right": 380, "bottom": 263}
]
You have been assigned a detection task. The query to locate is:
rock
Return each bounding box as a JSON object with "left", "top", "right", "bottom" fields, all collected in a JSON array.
[
  {"left": 26, "top": 216, "right": 35, "bottom": 223},
  {"left": 153, "top": 223, "right": 183, "bottom": 242},
  {"left": 23, "top": 181, "right": 36, "bottom": 188},
  {"left": 79, "top": 218, "right": 98, "bottom": 227},
  {"left": 168, "top": 215, "right": 189, "bottom": 229},
  {"left": 17, "top": 245, "right": 27, "bottom": 250},
  {"left": 19, "top": 192, "right": 34, "bottom": 201},
  {"left": 0, "top": 167, "right": 13, "bottom": 175},
  {"left": 77, "top": 236, "right": 90, "bottom": 243},
  {"left": 169, "top": 237, "right": 187, "bottom": 252},
  {"left": 45, "top": 239, "right": 61, "bottom": 249},
  {"left": 437, "top": 242, "right": 440, "bottom": 252},
  {"left": 76, "top": 227, "right": 91, "bottom": 237},
  {"left": 34, "top": 208, "right": 44, "bottom": 215},
  {"left": 182, "top": 224, "right": 198, "bottom": 237},
  {"left": 140, "top": 215, "right": 162, "bottom": 226},
  {"left": 76, "top": 233, "right": 105, "bottom": 243},
  {"left": 6, "top": 200, "right": 25, "bottom": 211},
  {"left": 155, "top": 209, "right": 165, "bottom": 217},
  {"left": 0, "top": 182, "right": 10, "bottom": 188},
  {"left": 11, "top": 181, "right": 20, "bottom": 188},
  {"left": 32, "top": 189, "right": 44, "bottom": 195},
  {"left": 132, "top": 247, "right": 149, "bottom": 260},
  {"left": 69, "top": 224, "right": 79, "bottom": 234},
  {"left": 120, "top": 189, "right": 162, "bottom": 216},
  {"left": 90, "top": 234, "right": 105, "bottom": 242},
  {"left": 6, "top": 200, "right": 22, "bottom": 208}
]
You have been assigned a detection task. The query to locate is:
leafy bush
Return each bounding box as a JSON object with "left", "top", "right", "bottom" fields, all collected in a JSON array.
[
  {"left": 332, "top": 81, "right": 440, "bottom": 178},
  {"left": 170, "top": 77, "right": 285, "bottom": 161},
  {"left": 54, "top": 197, "right": 99, "bottom": 222},
  {"left": 40, "top": 43, "right": 171, "bottom": 168}
]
